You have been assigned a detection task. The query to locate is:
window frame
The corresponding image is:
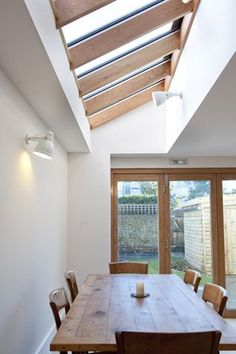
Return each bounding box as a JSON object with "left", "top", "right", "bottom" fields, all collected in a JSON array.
[{"left": 111, "top": 168, "right": 236, "bottom": 317}]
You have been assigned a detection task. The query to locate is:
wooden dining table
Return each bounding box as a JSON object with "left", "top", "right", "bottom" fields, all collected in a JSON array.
[{"left": 50, "top": 274, "right": 236, "bottom": 352}]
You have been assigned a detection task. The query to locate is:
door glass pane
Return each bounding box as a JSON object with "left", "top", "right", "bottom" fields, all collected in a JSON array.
[
  {"left": 169, "top": 180, "right": 212, "bottom": 288},
  {"left": 117, "top": 181, "right": 159, "bottom": 273},
  {"left": 222, "top": 180, "right": 236, "bottom": 309}
]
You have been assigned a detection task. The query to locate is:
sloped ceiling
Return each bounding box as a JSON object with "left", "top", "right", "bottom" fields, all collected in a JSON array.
[
  {"left": 169, "top": 53, "right": 236, "bottom": 156},
  {"left": 0, "top": 0, "right": 90, "bottom": 152}
]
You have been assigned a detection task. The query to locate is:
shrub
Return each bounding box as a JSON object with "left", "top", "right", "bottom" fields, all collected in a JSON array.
[{"left": 119, "top": 195, "right": 157, "bottom": 204}]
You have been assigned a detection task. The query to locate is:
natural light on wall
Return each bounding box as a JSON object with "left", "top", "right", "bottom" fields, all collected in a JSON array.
[
  {"left": 18, "top": 151, "right": 34, "bottom": 186},
  {"left": 166, "top": 91, "right": 184, "bottom": 151}
]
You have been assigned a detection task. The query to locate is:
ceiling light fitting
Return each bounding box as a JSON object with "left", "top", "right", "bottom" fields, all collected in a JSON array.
[
  {"left": 152, "top": 91, "right": 182, "bottom": 107},
  {"left": 25, "top": 131, "right": 54, "bottom": 160},
  {"left": 181, "top": 0, "right": 192, "bottom": 3}
]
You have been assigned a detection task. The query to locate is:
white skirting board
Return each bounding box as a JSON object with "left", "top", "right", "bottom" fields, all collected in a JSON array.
[{"left": 35, "top": 325, "right": 56, "bottom": 354}]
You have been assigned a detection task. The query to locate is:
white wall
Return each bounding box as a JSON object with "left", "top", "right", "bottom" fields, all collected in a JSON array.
[
  {"left": 91, "top": 101, "right": 167, "bottom": 154},
  {"left": 166, "top": 0, "right": 236, "bottom": 150},
  {"left": 68, "top": 152, "right": 111, "bottom": 282},
  {"left": 24, "top": 0, "right": 91, "bottom": 152},
  {"left": 0, "top": 68, "right": 67, "bottom": 354}
]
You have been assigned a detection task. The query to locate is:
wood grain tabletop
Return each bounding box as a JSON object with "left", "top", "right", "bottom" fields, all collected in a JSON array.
[{"left": 50, "top": 274, "right": 236, "bottom": 352}]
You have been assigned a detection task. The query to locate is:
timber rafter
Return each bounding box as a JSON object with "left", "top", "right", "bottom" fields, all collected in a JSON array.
[
  {"left": 69, "top": 0, "right": 193, "bottom": 68},
  {"left": 78, "top": 31, "right": 180, "bottom": 96},
  {"left": 52, "top": 0, "right": 201, "bottom": 128},
  {"left": 88, "top": 81, "right": 164, "bottom": 129},
  {"left": 84, "top": 61, "right": 170, "bottom": 115},
  {"left": 52, "top": 0, "right": 116, "bottom": 28}
]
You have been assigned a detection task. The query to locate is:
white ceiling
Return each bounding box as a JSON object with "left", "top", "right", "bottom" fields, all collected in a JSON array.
[
  {"left": 0, "top": 0, "right": 90, "bottom": 152},
  {"left": 169, "top": 53, "right": 236, "bottom": 156}
]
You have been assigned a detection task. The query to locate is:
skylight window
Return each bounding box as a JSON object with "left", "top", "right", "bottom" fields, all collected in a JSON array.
[
  {"left": 51, "top": 0, "right": 198, "bottom": 128},
  {"left": 62, "top": 0, "right": 164, "bottom": 45},
  {"left": 75, "top": 23, "right": 173, "bottom": 77},
  {"left": 83, "top": 56, "right": 170, "bottom": 100}
]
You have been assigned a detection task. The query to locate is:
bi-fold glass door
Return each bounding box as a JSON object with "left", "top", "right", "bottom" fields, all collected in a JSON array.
[
  {"left": 111, "top": 173, "right": 165, "bottom": 273},
  {"left": 165, "top": 174, "right": 217, "bottom": 289},
  {"left": 217, "top": 174, "right": 236, "bottom": 316},
  {"left": 111, "top": 169, "right": 236, "bottom": 317}
]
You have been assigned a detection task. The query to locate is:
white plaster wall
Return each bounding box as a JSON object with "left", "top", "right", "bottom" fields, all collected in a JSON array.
[
  {"left": 24, "top": 0, "right": 91, "bottom": 152},
  {"left": 67, "top": 152, "right": 111, "bottom": 282},
  {"left": 0, "top": 68, "right": 67, "bottom": 354},
  {"left": 166, "top": 0, "right": 236, "bottom": 150},
  {"left": 91, "top": 102, "right": 167, "bottom": 154}
]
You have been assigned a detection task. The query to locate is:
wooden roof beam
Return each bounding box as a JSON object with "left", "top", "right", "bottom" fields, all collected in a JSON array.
[
  {"left": 69, "top": 0, "right": 193, "bottom": 69},
  {"left": 165, "top": 0, "right": 201, "bottom": 90},
  {"left": 84, "top": 61, "right": 170, "bottom": 115},
  {"left": 88, "top": 81, "right": 164, "bottom": 129},
  {"left": 52, "top": 0, "right": 116, "bottom": 28},
  {"left": 78, "top": 31, "right": 180, "bottom": 96}
]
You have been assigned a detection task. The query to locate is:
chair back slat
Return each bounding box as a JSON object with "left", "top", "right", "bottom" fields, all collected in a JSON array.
[
  {"left": 115, "top": 331, "right": 221, "bottom": 354},
  {"left": 202, "top": 283, "right": 228, "bottom": 316},
  {"left": 184, "top": 269, "right": 201, "bottom": 292},
  {"left": 65, "top": 270, "right": 79, "bottom": 302},
  {"left": 49, "top": 287, "right": 70, "bottom": 329},
  {"left": 109, "top": 262, "right": 148, "bottom": 274}
]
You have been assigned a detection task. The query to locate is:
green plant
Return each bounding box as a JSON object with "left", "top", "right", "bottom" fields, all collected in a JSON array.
[
  {"left": 118, "top": 195, "right": 157, "bottom": 204},
  {"left": 171, "top": 257, "right": 191, "bottom": 271}
]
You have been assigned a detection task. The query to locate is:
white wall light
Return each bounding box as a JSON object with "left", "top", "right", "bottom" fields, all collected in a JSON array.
[
  {"left": 25, "top": 131, "right": 54, "bottom": 159},
  {"left": 182, "top": 0, "right": 192, "bottom": 3},
  {"left": 152, "top": 91, "right": 183, "bottom": 107}
]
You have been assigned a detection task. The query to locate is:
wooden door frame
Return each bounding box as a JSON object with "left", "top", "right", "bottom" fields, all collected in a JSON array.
[
  {"left": 216, "top": 173, "right": 236, "bottom": 317},
  {"left": 111, "top": 172, "right": 165, "bottom": 272},
  {"left": 164, "top": 173, "right": 219, "bottom": 282},
  {"left": 111, "top": 168, "right": 236, "bottom": 317}
]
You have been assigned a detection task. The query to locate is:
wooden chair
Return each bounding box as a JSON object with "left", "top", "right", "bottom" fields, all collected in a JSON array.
[
  {"left": 115, "top": 331, "right": 221, "bottom": 354},
  {"left": 184, "top": 269, "right": 201, "bottom": 293},
  {"left": 65, "top": 270, "right": 79, "bottom": 302},
  {"left": 49, "top": 287, "right": 80, "bottom": 354},
  {"left": 109, "top": 261, "right": 148, "bottom": 274},
  {"left": 49, "top": 287, "right": 70, "bottom": 330},
  {"left": 202, "top": 283, "right": 228, "bottom": 316}
]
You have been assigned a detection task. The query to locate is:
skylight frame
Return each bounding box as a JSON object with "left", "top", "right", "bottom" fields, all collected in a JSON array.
[
  {"left": 77, "top": 30, "right": 180, "bottom": 96},
  {"left": 63, "top": 0, "right": 165, "bottom": 47},
  {"left": 68, "top": 0, "right": 192, "bottom": 70},
  {"left": 51, "top": 0, "right": 199, "bottom": 128},
  {"left": 75, "top": 22, "right": 181, "bottom": 79},
  {"left": 88, "top": 80, "right": 165, "bottom": 129},
  {"left": 83, "top": 56, "right": 171, "bottom": 100}
]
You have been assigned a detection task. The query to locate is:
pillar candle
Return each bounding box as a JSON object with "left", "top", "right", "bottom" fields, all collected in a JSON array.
[{"left": 136, "top": 281, "right": 144, "bottom": 296}]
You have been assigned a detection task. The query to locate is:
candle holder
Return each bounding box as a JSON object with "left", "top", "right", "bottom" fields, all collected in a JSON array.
[
  {"left": 131, "top": 281, "right": 150, "bottom": 298},
  {"left": 130, "top": 292, "right": 150, "bottom": 298}
]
